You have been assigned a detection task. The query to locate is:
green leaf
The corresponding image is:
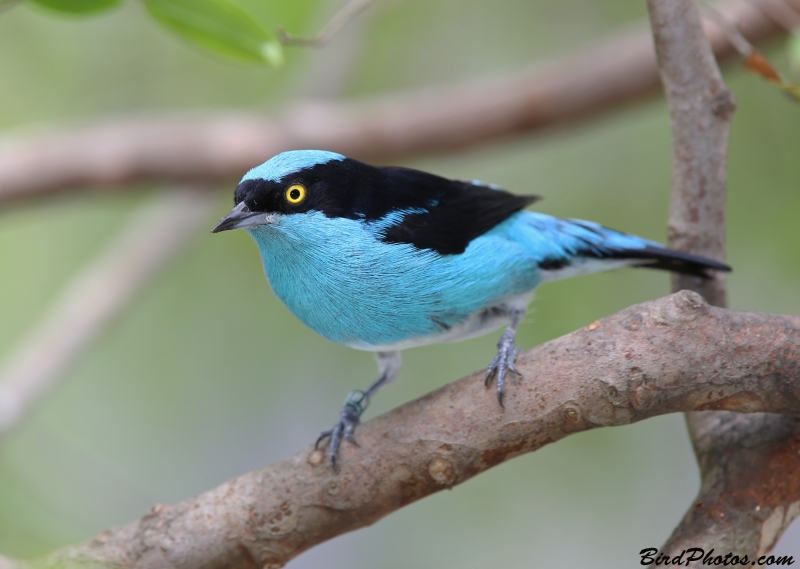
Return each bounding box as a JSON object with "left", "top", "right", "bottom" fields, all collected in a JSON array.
[
  {"left": 260, "top": 39, "right": 284, "bottom": 67},
  {"left": 28, "top": 0, "right": 122, "bottom": 15},
  {"left": 144, "top": 0, "right": 278, "bottom": 65},
  {"left": 789, "top": 32, "right": 800, "bottom": 73}
]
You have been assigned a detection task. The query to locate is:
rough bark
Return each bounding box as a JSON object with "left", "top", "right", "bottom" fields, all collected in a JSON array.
[
  {"left": 648, "top": 0, "right": 732, "bottom": 307},
  {"left": 647, "top": 0, "right": 800, "bottom": 556},
  {"left": 7, "top": 293, "right": 800, "bottom": 569},
  {"left": 665, "top": 412, "right": 800, "bottom": 556}
]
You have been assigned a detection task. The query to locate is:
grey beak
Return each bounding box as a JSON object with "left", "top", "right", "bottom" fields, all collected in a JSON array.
[{"left": 211, "top": 202, "right": 271, "bottom": 233}]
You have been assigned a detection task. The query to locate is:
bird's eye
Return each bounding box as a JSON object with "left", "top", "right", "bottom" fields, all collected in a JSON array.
[{"left": 285, "top": 184, "right": 306, "bottom": 205}]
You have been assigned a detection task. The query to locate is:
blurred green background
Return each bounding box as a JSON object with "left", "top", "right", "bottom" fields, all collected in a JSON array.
[{"left": 1, "top": 0, "right": 799, "bottom": 566}]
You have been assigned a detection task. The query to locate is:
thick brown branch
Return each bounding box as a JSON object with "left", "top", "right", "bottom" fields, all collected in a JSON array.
[
  {"left": 664, "top": 412, "right": 800, "bottom": 556},
  {"left": 648, "top": 0, "right": 800, "bottom": 556},
  {"left": 12, "top": 292, "right": 800, "bottom": 569},
  {"left": 0, "top": 0, "right": 797, "bottom": 208},
  {"left": 648, "top": 0, "right": 732, "bottom": 306}
]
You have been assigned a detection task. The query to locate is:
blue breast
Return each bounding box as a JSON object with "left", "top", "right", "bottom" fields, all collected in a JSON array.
[{"left": 247, "top": 211, "right": 542, "bottom": 348}]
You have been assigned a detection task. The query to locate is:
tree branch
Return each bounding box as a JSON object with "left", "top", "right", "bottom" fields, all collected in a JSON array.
[
  {"left": 0, "top": 189, "right": 216, "bottom": 437},
  {"left": 665, "top": 412, "right": 800, "bottom": 556},
  {"left": 0, "top": 0, "right": 797, "bottom": 208},
  {"left": 648, "top": 0, "right": 733, "bottom": 307},
  {"left": 277, "top": 0, "right": 375, "bottom": 47},
  {"left": 7, "top": 292, "right": 800, "bottom": 568},
  {"left": 647, "top": 0, "right": 800, "bottom": 556}
]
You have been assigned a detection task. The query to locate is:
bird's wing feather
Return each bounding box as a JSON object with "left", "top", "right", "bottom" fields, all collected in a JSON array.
[
  {"left": 512, "top": 214, "right": 730, "bottom": 279},
  {"left": 377, "top": 167, "right": 539, "bottom": 255}
]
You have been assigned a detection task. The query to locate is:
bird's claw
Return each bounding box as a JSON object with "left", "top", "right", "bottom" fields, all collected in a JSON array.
[
  {"left": 485, "top": 332, "right": 521, "bottom": 407},
  {"left": 316, "top": 390, "right": 369, "bottom": 469}
]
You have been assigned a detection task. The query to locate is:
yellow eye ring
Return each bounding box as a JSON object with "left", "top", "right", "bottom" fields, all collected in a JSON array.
[{"left": 285, "top": 184, "right": 306, "bottom": 205}]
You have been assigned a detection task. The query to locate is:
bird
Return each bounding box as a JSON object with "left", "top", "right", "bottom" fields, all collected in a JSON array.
[{"left": 211, "top": 149, "right": 730, "bottom": 467}]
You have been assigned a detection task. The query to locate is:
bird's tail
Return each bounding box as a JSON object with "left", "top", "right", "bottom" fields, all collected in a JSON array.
[
  {"left": 514, "top": 212, "right": 731, "bottom": 281},
  {"left": 606, "top": 244, "right": 731, "bottom": 277}
]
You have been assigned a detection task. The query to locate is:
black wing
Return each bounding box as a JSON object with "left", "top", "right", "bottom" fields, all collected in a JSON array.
[{"left": 377, "top": 167, "right": 539, "bottom": 255}]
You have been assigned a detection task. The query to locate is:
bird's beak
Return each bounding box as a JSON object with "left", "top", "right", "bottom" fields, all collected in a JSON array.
[{"left": 211, "top": 202, "right": 272, "bottom": 233}]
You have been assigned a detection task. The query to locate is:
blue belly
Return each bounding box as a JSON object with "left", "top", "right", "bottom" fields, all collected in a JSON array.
[{"left": 247, "top": 212, "right": 541, "bottom": 348}]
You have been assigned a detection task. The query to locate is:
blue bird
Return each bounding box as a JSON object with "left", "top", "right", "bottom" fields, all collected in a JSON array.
[{"left": 212, "top": 149, "right": 730, "bottom": 467}]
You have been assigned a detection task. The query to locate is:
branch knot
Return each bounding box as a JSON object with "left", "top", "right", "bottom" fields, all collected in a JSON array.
[
  {"left": 671, "top": 289, "right": 710, "bottom": 317},
  {"left": 710, "top": 88, "right": 737, "bottom": 119}
]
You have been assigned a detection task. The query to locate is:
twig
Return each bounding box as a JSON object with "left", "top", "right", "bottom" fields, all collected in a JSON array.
[
  {"left": 0, "top": 189, "right": 216, "bottom": 437},
  {"left": 704, "top": 3, "right": 757, "bottom": 55},
  {"left": 278, "top": 0, "right": 375, "bottom": 47},
  {"left": 7, "top": 292, "right": 800, "bottom": 568},
  {"left": 748, "top": 0, "right": 800, "bottom": 30},
  {"left": 704, "top": 2, "right": 800, "bottom": 100},
  {"left": 1, "top": 0, "right": 798, "bottom": 208},
  {"left": 648, "top": 0, "right": 800, "bottom": 556}
]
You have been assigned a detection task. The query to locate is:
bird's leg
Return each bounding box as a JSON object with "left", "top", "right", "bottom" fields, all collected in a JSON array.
[
  {"left": 485, "top": 308, "right": 525, "bottom": 407},
  {"left": 316, "top": 350, "right": 401, "bottom": 469}
]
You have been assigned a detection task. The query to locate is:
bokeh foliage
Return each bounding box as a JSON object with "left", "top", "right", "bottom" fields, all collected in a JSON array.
[
  {"left": 0, "top": 0, "right": 799, "bottom": 566},
  {"left": 27, "top": 0, "right": 287, "bottom": 64}
]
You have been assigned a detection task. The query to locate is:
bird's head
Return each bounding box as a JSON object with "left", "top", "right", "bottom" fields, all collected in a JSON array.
[
  {"left": 213, "top": 149, "right": 539, "bottom": 254},
  {"left": 211, "top": 149, "right": 377, "bottom": 233}
]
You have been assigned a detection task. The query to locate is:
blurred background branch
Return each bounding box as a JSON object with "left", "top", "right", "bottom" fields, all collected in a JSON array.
[
  {"left": 0, "top": 189, "right": 215, "bottom": 438},
  {"left": 0, "top": 0, "right": 798, "bottom": 207}
]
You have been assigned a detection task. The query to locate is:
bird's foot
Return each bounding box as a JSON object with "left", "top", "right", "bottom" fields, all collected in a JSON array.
[
  {"left": 315, "top": 390, "right": 369, "bottom": 470},
  {"left": 485, "top": 329, "right": 521, "bottom": 407}
]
